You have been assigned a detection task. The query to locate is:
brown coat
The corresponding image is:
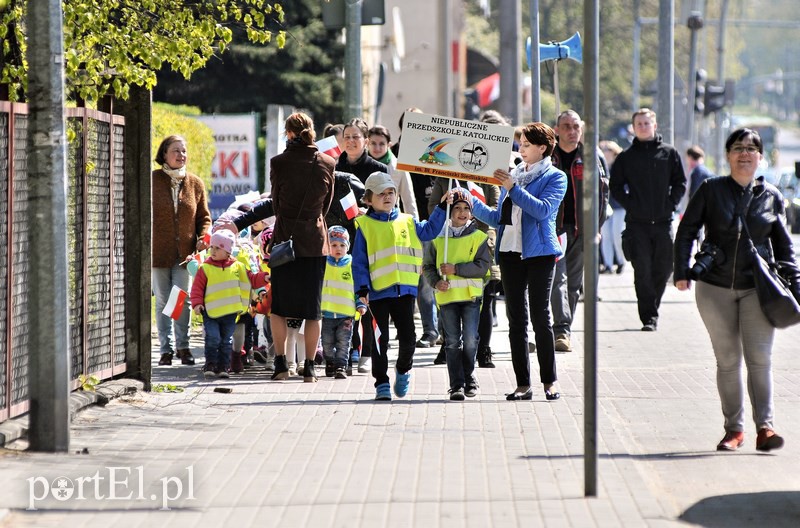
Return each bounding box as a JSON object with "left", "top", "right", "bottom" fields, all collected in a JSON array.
[
  {"left": 270, "top": 143, "right": 335, "bottom": 257},
  {"left": 152, "top": 169, "right": 212, "bottom": 268}
]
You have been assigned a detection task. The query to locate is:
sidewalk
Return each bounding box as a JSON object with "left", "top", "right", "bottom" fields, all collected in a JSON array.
[{"left": 2, "top": 267, "right": 800, "bottom": 527}]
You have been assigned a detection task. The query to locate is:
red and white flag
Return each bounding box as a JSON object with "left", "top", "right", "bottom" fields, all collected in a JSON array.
[
  {"left": 372, "top": 316, "right": 382, "bottom": 352},
  {"left": 162, "top": 285, "right": 188, "bottom": 320},
  {"left": 466, "top": 180, "right": 486, "bottom": 203},
  {"left": 339, "top": 189, "right": 360, "bottom": 220},
  {"left": 316, "top": 135, "right": 342, "bottom": 159}
]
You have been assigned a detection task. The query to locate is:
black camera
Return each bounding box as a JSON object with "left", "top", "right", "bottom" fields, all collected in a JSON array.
[{"left": 689, "top": 241, "right": 725, "bottom": 280}]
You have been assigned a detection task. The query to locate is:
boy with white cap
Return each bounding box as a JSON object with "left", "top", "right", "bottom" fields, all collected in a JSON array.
[
  {"left": 352, "top": 171, "right": 459, "bottom": 400},
  {"left": 190, "top": 230, "right": 269, "bottom": 378}
]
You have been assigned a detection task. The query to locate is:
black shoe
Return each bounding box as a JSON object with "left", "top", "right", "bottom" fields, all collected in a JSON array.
[
  {"left": 334, "top": 367, "right": 347, "bottom": 379},
  {"left": 544, "top": 385, "right": 561, "bottom": 401},
  {"left": 448, "top": 387, "right": 465, "bottom": 401},
  {"left": 253, "top": 347, "right": 268, "bottom": 364},
  {"left": 415, "top": 335, "right": 436, "bottom": 348},
  {"left": 433, "top": 346, "right": 446, "bottom": 365},
  {"left": 302, "top": 359, "right": 318, "bottom": 383},
  {"left": 158, "top": 353, "right": 173, "bottom": 366},
  {"left": 271, "top": 355, "right": 289, "bottom": 380},
  {"left": 325, "top": 360, "right": 336, "bottom": 377},
  {"left": 616, "top": 263, "right": 625, "bottom": 274},
  {"left": 464, "top": 382, "right": 478, "bottom": 398},
  {"left": 177, "top": 349, "right": 195, "bottom": 365},
  {"left": 641, "top": 321, "right": 657, "bottom": 331},
  {"left": 505, "top": 387, "right": 533, "bottom": 400},
  {"left": 477, "top": 347, "right": 495, "bottom": 368}
]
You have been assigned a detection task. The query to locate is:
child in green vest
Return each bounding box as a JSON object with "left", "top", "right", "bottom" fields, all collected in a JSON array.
[
  {"left": 321, "top": 226, "right": 367, "bottom": 378},
  {"left": 190, "top": 230, "right": 269, "bottom": 379},
  {"left": 422, "top": 194, "right": 491, "bottom": 400},
  {"left": 352, "top": 171, "right": 457, "bottom": 400}
]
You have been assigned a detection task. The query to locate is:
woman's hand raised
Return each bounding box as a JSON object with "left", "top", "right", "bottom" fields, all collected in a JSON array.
[{"left": 494, "top": 169, "right": 515, "bottom": 191}]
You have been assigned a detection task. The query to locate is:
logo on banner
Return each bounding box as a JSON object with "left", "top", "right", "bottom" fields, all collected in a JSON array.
[{"left": 458, "top": 142, "right": 489, "bottom": 172}]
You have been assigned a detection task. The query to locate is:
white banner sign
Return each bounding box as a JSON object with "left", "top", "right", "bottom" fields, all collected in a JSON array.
[
  {"left": 196, "top": 114, "right": 258, "bottom": 218},
  {"left": 396, "top": 112, "right": 515, "bottom": 185}
]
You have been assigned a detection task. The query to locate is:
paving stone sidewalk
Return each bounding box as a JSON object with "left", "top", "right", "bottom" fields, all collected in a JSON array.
[{"left": 2, "top": 268, "right": 800, "bottom": 527}]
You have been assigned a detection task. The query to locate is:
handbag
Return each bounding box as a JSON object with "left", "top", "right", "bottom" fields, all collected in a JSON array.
[
  {"left": 268, "top": 153, "right": 317, "bottom": 269},
  {"left": 740, "top": 196, "right": 800, "bottom": 328},
  {"left": 269, "top": 239, "right": 295, "bottom": 268}
]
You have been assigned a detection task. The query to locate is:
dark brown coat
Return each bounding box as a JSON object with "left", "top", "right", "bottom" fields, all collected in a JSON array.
[
  {"left": 270, "top": 143, "right": 335, "bottom": 257},
  {"left": 152, "top": 169, "right": 211, "bottom": 268}
]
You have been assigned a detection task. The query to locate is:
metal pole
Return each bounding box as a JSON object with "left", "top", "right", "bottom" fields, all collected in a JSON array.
[
  {"left": 441, "top": 0, "right": 454, "bottom": 117},
  {"left": 553, "top": 62, "right": 560, "bottom": 123},
  {"left": 345, "top": 0, "right": 363, "bottom": 120},
  {"left": 498, "top": 0, "right": 521, "bottom": 125},
  {"left": 583, "top": 0, "right": 600, "bottom": 498},
  {"left": 530, "top": 0, "right": 541, "bottom": 122},
  {"left": 657, "top": 0, "right": 675, "bottom": 144},
  {"left": 632, "top": 0, "right": 641, "bottom": 112},
  {"left": 27, "top": 0, "right": 70, "bottom": 452},
  {"left": 686, "top": 7, "right": 704, "bottom": 146},
  {"left": 714, "top": 0, "right": 730, "bottom": 173}
]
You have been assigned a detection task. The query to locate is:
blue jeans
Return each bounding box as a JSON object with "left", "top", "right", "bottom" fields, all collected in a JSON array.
[
  {"left": 322, "top": 317, "right": 355, "bottom": 368},
  {"left": 202, "top": 313, "right": 238, "bottom": 370},
  {"left": 440, "top": 299, "right": 481, "bottom": 390},
  {"left": 417, "top": 249, "right": 439, "bottom": 340},
  {"left": 152, "top": 264, "right": 191, "bottom": 354}
]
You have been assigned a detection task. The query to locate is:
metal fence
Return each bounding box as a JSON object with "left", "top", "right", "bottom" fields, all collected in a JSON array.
[{"left": 0, "top": 101, "right": 127, "bottom": 422}]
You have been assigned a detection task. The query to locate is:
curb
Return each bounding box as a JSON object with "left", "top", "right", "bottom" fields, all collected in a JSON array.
[{"left": 0, "top": 378, "right": 143, "bottom": 449}]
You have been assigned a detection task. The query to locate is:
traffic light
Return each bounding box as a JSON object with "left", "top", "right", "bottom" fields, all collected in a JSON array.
[
  {"left": 694, "top": 69, "right": 707, "bottom": 114},
  {"left": 703, "top": 83, "right": 726, "bottom": 116}
]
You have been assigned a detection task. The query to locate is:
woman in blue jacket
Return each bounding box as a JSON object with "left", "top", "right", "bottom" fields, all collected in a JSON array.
[{"left": 471, "top": 122, "right": 567, "bottom": 401}]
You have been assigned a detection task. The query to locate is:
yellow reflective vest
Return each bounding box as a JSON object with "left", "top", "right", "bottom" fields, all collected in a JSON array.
[
  {"left": 356, "top": 214, "right": 423, "bottom": 291},
  {"left": 432, "top": 230, "right": 488, "bottom": 306},
  {"left": 321, "top": 259, "right": 357, "bottom": 317},
  {"left": 200, "top": 261, "right": 250, "bottom": 318}
]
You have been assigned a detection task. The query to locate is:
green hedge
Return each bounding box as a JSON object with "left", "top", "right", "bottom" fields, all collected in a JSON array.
[{"left": 151, "top": 102, "right": 215, "bottom": 189}]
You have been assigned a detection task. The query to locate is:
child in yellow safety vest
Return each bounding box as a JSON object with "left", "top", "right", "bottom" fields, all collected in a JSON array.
[
  {"left": 422, "top": 196, "right": 491, "bottom": 401},
  {"left": 352, "top": 171, "right": 458, "bottom": 401},
  {"left": 190, "top": 230, "right": 269, "bottom": 379},
  {"left": 321, "top": 226, "right": 367, "bottom": 379}
]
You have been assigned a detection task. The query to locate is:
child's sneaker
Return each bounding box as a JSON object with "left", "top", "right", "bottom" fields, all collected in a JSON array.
[
  {"left": 449, "top": 387, "right": 465, "bottom": 401},
  {"left": 231, "top": 349, "right": 244, "bottom": 374},
  {"left": 324, "top": 358, "right": 336, "bottom": 377},
  {"left": 253, "top": 346, "right": 268, "bottom": 364},
  {"left": 375, "top": 383, "right": 392, "bottom": 400},
  {"left": 217, "top": 368, "right": 230, "bottom": 379},
  {"left": 357, "top": 356, "right": 371, "bottom": 373},
  {"left": 350, "top": 349, "right": 360, "bottom": 363},
  {"left": 334, "top": 367, "right": 347, "bottom": 379},
  {"left": 394, "top": 369, "right": 411, "bottom": 398},
  {"left": 202, "top": 363, "right": 215, "bottom": 379}
]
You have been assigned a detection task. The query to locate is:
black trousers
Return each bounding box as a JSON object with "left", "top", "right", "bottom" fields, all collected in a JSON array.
[
  {"left": 478, "top": 279, "right": 498, "bottom": 350},
  {"left": 624, "top": 221, "right": 673, "bottom": 325},
  {"left": 369, "top": 295, "right": 417, "bottom": 387},
  {"left": 351, "top": 309, "right": 373, "bottom": 358},
  {"left": 499, "top": 252, "right": 557, "bottom": 386}
]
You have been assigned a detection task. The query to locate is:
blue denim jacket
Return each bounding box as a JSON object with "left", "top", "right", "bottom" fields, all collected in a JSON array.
[{"left": 471, "top": 163, "right": 567, "bottom": 260}]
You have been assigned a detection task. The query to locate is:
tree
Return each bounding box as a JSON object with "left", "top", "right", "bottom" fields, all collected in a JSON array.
[
  {"left": 153, "top": 0, "right": 346, "bottom": 130},
  {"left": 0, "top": 0, "right": 287, "bottom": 102}
]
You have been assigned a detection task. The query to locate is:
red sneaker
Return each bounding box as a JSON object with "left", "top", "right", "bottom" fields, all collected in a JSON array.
[
  {"left": 756, "top": 428, "right": 784, "bottom": 452},
  {"left": 716, "top": 431, "right": 744, "bottom": 451}
]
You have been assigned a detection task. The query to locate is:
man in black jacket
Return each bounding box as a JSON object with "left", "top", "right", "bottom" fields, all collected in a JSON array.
[
  {"left": 610, "top": 108, "right": 686, "bottom": 331},
  {"left": 550, "top": 110, "right": 610, "bottom": 351}
]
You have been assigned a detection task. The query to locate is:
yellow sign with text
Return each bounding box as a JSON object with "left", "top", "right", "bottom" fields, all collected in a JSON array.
[{"left": 396, "top": 112, "right": 515, "bottom": 185}]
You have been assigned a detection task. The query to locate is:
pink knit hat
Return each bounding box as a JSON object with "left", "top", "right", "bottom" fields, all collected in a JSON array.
[{"left": 210, "top": 230, "right": 236, "bottom": 254}]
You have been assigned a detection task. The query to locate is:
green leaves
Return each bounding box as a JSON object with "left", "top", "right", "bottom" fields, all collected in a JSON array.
[{"left": 4, "top": 0, "right": 286, "bottom": 103}]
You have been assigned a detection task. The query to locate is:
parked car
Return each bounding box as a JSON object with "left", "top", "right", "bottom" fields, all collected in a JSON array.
[{"left": 776, "top": 166, "right": 800, "bottom": 234}]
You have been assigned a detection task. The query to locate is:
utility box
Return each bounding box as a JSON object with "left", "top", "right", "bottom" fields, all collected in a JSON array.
[{"left": 321, "top": 0, "right": 386, "bottom": 29}]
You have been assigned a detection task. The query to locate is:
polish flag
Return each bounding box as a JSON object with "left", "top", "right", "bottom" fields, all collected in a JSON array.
[
  {"left": 162, "top": 286, "right": 188, "bottom": 320},
  {"left": 316, "top": 135, "right": 342, "bottom": 159},
  {"left": 339, "top": 189, "right": 360, "bottom": 220},
  {"left": 372, "top": 316, "right": 382, "bottom": 352},
  {"left": 466, "top": 181, "right": 486, "bottom": 203}
]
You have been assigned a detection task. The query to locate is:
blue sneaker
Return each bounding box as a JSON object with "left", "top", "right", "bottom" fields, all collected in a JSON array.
[
  {"left": 375, "top": 383, "right": 392, "bottom": 401},
  {"left": 350, "top": 348, "right": 360, "bottom": 363},
  {"left": 394, "top": 370, "right": 411, "bottom": 398}
]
